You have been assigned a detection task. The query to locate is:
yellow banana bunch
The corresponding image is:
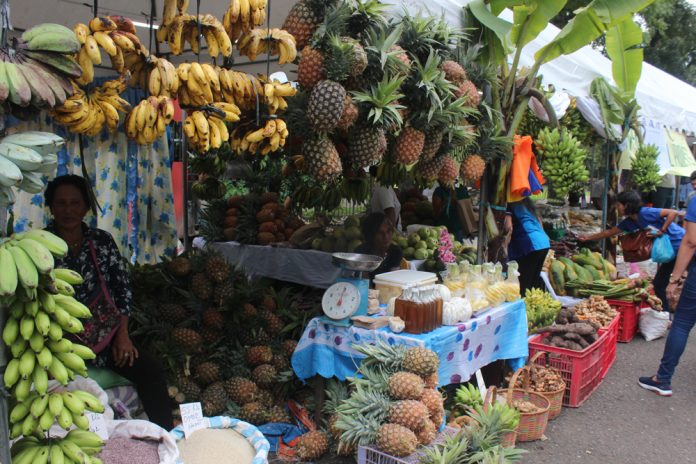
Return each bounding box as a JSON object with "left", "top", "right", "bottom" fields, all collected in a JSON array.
[
  {"left": 261, "top": 78, "right": 297, "bottom": 114},
  {"left": 237, "top": 28, "right": 297, "bottom": 64},
  {"left": 218, "top": 69, "right": 263, "bottom": 111},
  {"left": 74, "top": 16, "right": 148, "bottom": 85},
  {"left": 157, "top": 12, "right": 233, "bottom": 58},
  {"left": 176, "top": 62, "right": 218, "bottom": 107},
  {"left": 223, "top": 0, "right": 267, "bottom": 42},
  {"left": 230, "top": 118, "right": 288, "bottom": 156},
  {"left": 51, "top": 75, "right": 131, "bottom": 136},
  {"left": 125, "top": 96, "right": 176, "bottom": 145},
  {"left": 184, "top": 110, "right": 233, "bottom": 153}
]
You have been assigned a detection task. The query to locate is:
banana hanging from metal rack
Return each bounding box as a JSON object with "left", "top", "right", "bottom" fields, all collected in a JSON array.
[
  {"left": 237, "top": 28, "right": 297, "bottom": 64},
  {"left": 223, "top": 0, "right": 268, "bottom": 42},
  {"left": 156, "top": 7, "right": 233, "bottom": 59},
  {"left": 230, "top": 117, "right": 288, "bottom": 156},
  {"left": 125, "top": 96, "right": 176, "bottom": 146},
  {"left": 184, "top": 103, "right": 240, "bottom": 153}
]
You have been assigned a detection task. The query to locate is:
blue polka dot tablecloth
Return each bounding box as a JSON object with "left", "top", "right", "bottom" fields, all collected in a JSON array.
[{"left": 291, "top": 299, "right": 529, "bottom": 385}]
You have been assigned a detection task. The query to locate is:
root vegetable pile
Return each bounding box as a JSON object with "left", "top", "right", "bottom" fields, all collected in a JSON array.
[
  {"left": 511, "top": 399, "right": 541, "bottom": 414},
  {"left": 535, "top": 321, "right": 598, "bottom": 351},
  {"left": 507, "top": 366, "right": 564, "bottom": 393},
  {"left": 572, "top": 295, "right": 617, "bottom": 328}
]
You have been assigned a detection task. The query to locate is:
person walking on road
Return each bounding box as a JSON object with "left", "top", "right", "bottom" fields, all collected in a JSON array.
[{"left": 638, "top": 193, "right": 696, "bottom": 396}]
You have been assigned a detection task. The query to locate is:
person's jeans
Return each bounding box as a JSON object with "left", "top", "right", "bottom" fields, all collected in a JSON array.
[
  {"left": 656, "top": 261, "right": 696, "bottom": 384},
  {"left": 653, "top": 258, "right": 676, "bottom": 312}
]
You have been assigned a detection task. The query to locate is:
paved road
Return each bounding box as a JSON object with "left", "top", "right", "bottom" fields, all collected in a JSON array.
[{"left": 520, "top": 334, "right": 696, "bottom": 463}]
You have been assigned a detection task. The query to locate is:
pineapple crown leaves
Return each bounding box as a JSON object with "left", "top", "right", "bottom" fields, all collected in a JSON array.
[
  {"left": 420, "top": 433, "right": 472, "bottom": 464},
  {"left": 362, "top": 23, "right": 411, "bottom": 80},
  {"left": 311, "top": 1, "right": 352, "bottom": 49},
  {"left": 346, "top": 0, "right": 389, "bottom": 39},
  {"left": 397, "top": 10, "right": 464, "bottom": 62},
  {"left": 323, "top": 34, "right": 358, "bottom": 82},
  {"left": 323, "top": 378, "right": 351, "bottom": 415},
  {"left": 198, "top": 199, "right": 228, "bottom": 243},
  {"left": 334, "top": 408, "right": 382, "bottom": 447},
  {"left": 404, "top": 50, "right": 455, "bottom": 128},
  {"left": 351, "top": 75, "right": 406, "bottom": 129},
  {"left": 351, "top": 340, "right": 406, "bottom": 371}
]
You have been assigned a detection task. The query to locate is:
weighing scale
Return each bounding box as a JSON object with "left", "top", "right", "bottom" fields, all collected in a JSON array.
[{"left": 321, "top": 253, "right": 383, "bottom": 327}]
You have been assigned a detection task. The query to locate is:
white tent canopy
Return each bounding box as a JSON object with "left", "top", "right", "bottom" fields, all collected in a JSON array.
[{"left": 390, "top": 0, "right": 696, "bottom": 135}]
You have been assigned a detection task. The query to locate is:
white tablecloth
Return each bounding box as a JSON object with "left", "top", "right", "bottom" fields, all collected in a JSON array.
[{"left": 193, "top": 237, "right": 341, "bottom": 288}]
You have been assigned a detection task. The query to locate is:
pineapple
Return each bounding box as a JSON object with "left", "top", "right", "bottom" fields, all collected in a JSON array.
[
  {"left": 255, "top": 389, "right": 275, "bottom": 407},
  {"left": 341, "top": 37, "right": 367, "bottom": 76},
  {"left": 196, "top": 361, "right": 222, "bottom": 385},
  {"left": 201, "top": 308, "right": 224, "bottom": 329},
  {"left": 281, "top": 0, "right": 323, "bottom": 49},
  {"left": 205, "top": 255, "right": 230, "bottom": 283},
  {"left": 171, "top": 327, "right": 202, "bottom": 353},
  {"left": 421, "top": 127, "right": 444, "bottom": 161},
  {"left": 252, "top": 364, "right": 277, "bottom": 386},
  {"left": 423, "top": 372, "right": 438, "bottom": 389},
  {"left": 417, "top": 154, "right": 445, "bottom": 182},
  {"left": 376, "top": 423, "right": 417, "bottom": 457},
  {"left": 296, "top": 431, "right": 329, "bottom": 461},
  {"left": 303, "top": 135, "right": 343, "bottom": 183},
  {"left": 282, "top": 340, "right": 298, "bottom": 358},
  {"left": 224, "top": 377, "right": 258, "bottom": 404},
  {"left": 337, "top": 94, "right": 358, "bottom": 132},
  {"left": 242, "top": 303, "right": 258, "bottom": 319},
  {"left": 200, "top": 327, "right": 222, "bottom": 345},
  {"left": 402, "top": 347, "right": 439, "bottom": 377},
  {"left": 246, "top": 346, "right": 273, "bottom": 366},
  {"left": 272, "top": 353, "right": 291, "bottom": 371},
  {"left": 460, "top": 154, "right": 486, "bottom": 183},
  {"left": 416, "top": 418, "right": 438, "bottom": 446},
  {"left": 388, "top": 372, "right": 425, "bottom": 400},
  {"left": 240, "top": 328, "right": 271, "bottom": 346},
  {"left": 238, "top": 401, "right": 269, "bottom": 425},
  {"left": 268, "top": 405, "right": 291, "bottom": 424},
  {"left": 214, "top": 281, "right": 235, "bottom": 302},
  {"left": 454, "top": 80, "right": 481, "bottom": 107},
  {"left": 261, "top": 310, "right": 284, "bottom": 336},
  {"left": 201, "top": 382, "right": 228, "bottom": 416},
  {"left": 166, "top": 256, "right": 191, "bottom": 277},
  {"left": 389, "top": 44, "right": 411, "bottom": 70},
  {"left": 176, "top": 376, "right": 201, "bottom": 402},
  {"left": 262, "top": 295, "right": 277, "bottom": 312},
  {"left": 307, "top": 80, "right": 347, "bottom": 131},
  {"left": 441, "top": 60, "right": 467, "bottom": 84},
  {"left": 437, "top": 156, "right": 460, "bottom": 187},
  {"left": 394, "top": 127, "right": 426, "bottom": 165},
  {"left": 190, "top": 273, "right": 213, "bottom": 301},
  {"left": 158, "top": 304, "right": 187, "bottom": 324},
  {"left": 347, "top": 127, "right": 387, "bottom": 169},
  {"left": 388, "top": 400, "right": 430, "bottom": 432},
  {"left": 419, "top": 388, "right": 444, "bottom": 417},
  {"left": 298, "top": 46, "right": 325, "bottom": 89}
]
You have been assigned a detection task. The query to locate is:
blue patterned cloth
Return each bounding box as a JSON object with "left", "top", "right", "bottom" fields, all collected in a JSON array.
[
  {"left": 5, "top": 76, "right": 177, "bottom": 264},
  {"left": 291, "top": 300, "right": 529, "bottom": 385}
]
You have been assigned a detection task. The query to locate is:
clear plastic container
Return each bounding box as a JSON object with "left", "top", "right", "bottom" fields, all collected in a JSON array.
[{"left": 373, "top": 270, "right": 438, "bottom": 304}]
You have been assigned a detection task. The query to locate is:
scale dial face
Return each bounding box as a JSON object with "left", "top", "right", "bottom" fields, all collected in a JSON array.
[{"left": 322, "top": 282, "right": 361, "bottom": 320}]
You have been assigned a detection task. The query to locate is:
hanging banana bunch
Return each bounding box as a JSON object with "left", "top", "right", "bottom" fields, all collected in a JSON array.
[
  {"left": 262, "top": 79, "right": 297, "bottom": 114},
  {"left": 184, "top": 106, "right": 239, "bottom": 153},
  {"left": 237, "top": 28, "right": 297, "bottom": 64},
  {"left": 230, "top": 118, "right": 288, "bottom": 156},
  {"left": 126, "top": 55, "right": 180, "bottom": 98},
  {"left": 536, "top": 127, "right": 589, "bottom": 200},
  {"left": 157, "top": 11, "right": 233, "bottom": 59},
  {"left": 223, "top": 0, "right": 268, "bottom": 42},
  {"left": 217, "top": 69, "right": 263, "bottom": 110},
  {"left": 50, "top": 75, "right": 131, "bottom": 136},
  {"left": 73, "top": 16, "right": 148, "bottom": 85},
  {"left": 177, "top": 62, "right": 223, "bottom": 107},
  {"left": 124, "top": 96, "right": 175, "bottom": 146}
]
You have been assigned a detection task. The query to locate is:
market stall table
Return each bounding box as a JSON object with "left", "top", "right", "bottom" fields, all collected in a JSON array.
[
  {"left": 292, "top": 300, "right": 529, "bottom": 418},
  {"left": 193, "top": 237, "right": 341, "bottom": 288}
]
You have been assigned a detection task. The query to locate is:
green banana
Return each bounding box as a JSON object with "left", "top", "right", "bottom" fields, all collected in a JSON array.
[
  {"left": 4, "top": 358, "right": 20, "bottom": 388},
  {"left": 65, "top": 429, "right": 104, "bottom": 448},
  {"left": 15, "top": 229, "right": 68, "bottom": 258},
  {"left": 34, "top": 310, "right": 51, "bottom": 336},
  {"left": 72, "top": 390, "right": 104, "bottom": 413},
  {"left": 56, "top": 352, "right": 87, "bottom": 376},
  {"left": 33, "top": 364, "right": 49, "bottom": 395},
  {"left": 21, "top": 410, "right": 38, "bottom": 435},
  {"left": 25, "top": 299, "right": 39, "bottom": 317},
  {"left": 48, "top": 356, "right": 69, "bottom": 385},
  {"left": 0, "top": 246, "right": 18, "bottom": 296},
  {"left": 48, "top": 338, "right": 73, "bottom": 353},
  {"left": 8, "top": 245, "right": 39, "bottom": 290},
  {"left": 19, "top": 350, "right": 36, "bottom": 379},
  {"left": 12, "top": 443, "right": 42, "bottom": 464},
  {"left": 10, "top": 337, "right": 28, "bottom": 358},
  {"left": 15, "top": 238, "right": 54, "bottom": 274},
  {"left": 39, "top": 288, "right": 56, "bottom": 313},
  {"left": 3, "top": 315, "right": 19, "bottom": 345},
  {"left": 47, "top": 321, "right": 63, "bottom": 341},
  {"left": 59, "top": 437, "right": 89, "bottom": 462},
  {"left": 54, "top": 268, "right": 84, "bottom": 285},
  {"left": 72, "top": 412, "right": 90, "bottom": 430},
  {"left": 36, "top": 346, "right": 53, "bottom": 369},
  {"left": 15, "top": 377, "right": 33, "bottom": 400},
  {"left": 29, "top": 394, "right": 49, "bottom": 418},
  {"left": 29, "top": 331, "right": 44, "bottom": 352},
  {"left": 48, "top": 392, "right": 64, "bottom": 416},
  {"left": 10, "top": 400, "right": 31, "bottom": 423},
  {"left": 49, "top": 444, "right": 65, "bottom": 464},
  {"left": 19, "top": 314, "right": 35, "bottom": 340},
  {"left": 71, "top": 343, "right": 96, "bottom": 360},
  {"left": 61, "top": 391, "right": 86, "bottom": 415},
  {"left": 38, "top": 407, "right": 54, "bottom": 431},
  {"left": 57, "top": 407, "right": 73, "bottom": 430},
  {"left": 54, "top": 294, "right": 91, "bottom": 318}
]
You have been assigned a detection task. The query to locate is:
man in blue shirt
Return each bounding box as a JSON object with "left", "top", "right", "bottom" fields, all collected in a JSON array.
[{"left": 639, "top": 194, "right": 696, "bottom": 396}]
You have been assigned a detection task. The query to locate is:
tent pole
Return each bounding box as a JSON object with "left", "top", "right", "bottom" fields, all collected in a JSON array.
[{"left": 601, "top": 142, "right": 610, "bottom": 257}]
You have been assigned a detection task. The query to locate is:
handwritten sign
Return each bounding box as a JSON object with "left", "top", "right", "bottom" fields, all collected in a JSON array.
[
  {"left": 180, "top": 402, "right": 207, "bottom": 438},
  {"left": 86, "top": 412, "right": 109, "bottom": 440}
]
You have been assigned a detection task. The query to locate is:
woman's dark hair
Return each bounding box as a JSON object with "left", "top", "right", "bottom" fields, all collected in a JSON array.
[
  {"left": 361, "top": 212, "right": 392, "bottom": 243},
  {"left": 617, "top": 190, "right": 643, "bottom": 215},
  {"left": 45, "top": 175, "right": 92, "bottom": 209}
]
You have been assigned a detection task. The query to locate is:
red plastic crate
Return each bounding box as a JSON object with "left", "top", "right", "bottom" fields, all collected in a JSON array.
[
  {"left": 598, "top": 315, "right": 619, "bottom": 379},
  {"left": 358, "top": 427, "right": 458, "bottom": 464},
  {"left": 528, "top": 329, "right": 608, "bottom": 407},
  {"left": 606, "top": 299, "right": 642, "bottom": 343}
]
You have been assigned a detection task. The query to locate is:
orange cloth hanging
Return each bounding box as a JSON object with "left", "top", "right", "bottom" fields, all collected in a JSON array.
[{"left": 508, "top": 135, "right": 545, "bottom": 203}]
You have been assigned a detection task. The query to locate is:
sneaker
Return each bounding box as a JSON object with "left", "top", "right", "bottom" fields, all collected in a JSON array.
[{"left": 638, "top": 376, "right": 673, "bottom": 396}]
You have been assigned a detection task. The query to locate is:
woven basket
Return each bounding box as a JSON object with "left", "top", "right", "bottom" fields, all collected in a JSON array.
[
  {"left": 500, "top": 367, "right": 550, "bottom": 442},
  {"left": 526, "top": 352, "right": 566, "bottom": 420},
  {"left": 482, "top": 387, "right": 517, "bottom": 448}
]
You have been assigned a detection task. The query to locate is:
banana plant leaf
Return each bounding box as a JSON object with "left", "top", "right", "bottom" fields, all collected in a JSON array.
[
  {"left": 590, "top": 77, "right": 627, "bottom": 142},
  {"left": 468, "top": 0, "right": 512, "bottom": 58},
  {"left": 605, "top": 17, "right": 644, "bottom": 95},
  {"left": 535, "top": 0, "right": 656, "bottom": 63},
  {"left": 510, "top": 1, "right": 567, "bottom": 49}
]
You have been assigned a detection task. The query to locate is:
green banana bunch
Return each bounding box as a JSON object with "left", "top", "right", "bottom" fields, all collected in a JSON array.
[
  {"left": 632, "top": 144, "right": 661, "bottom": 193},
  {"left": 340, "top": 177, "right": 371, "bottom": 205},
  {"left": 191, "top": 177, "right": 227, "bottom": 201},
  {"left": 454, "top": 383, "right": 484, "bottom": 409},
  {"left": 535, "top": 127, "right": 589, "bottom": 201},
  {"left": 11, "top": 430, "right": 104, "bottom": 464},
  {"left": 524, "top": 288, "right": 561, "bottom": 331}
]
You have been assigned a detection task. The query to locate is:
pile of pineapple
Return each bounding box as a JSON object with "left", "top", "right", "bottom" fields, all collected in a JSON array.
[
  {"left": 282, "top": 0, "right": 488, "bottom": 209},
  {"left": 130, "top": 251, "right": 308, "bottom": 423},
  {"left": 222, "top": 191, "right": 304, "bottom": 245}
]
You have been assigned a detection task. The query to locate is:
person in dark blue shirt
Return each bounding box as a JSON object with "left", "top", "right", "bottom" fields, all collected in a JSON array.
[
  {"left": 505, "top": 198, "right": 551, "bottom": 293},
  {"left": 638, "top": 194, "right": 696, "bottom": 396},
  {"left": 579, "top": 190, "right": 683, "bottom": 311}
]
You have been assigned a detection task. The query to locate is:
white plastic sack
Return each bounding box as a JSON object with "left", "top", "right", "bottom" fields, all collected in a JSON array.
[
  {"left": 106, "top": 419, "right": 180, "bottom": 464},
  {"left": 639, "top": 308, "right": 670, "bottom": 341}
]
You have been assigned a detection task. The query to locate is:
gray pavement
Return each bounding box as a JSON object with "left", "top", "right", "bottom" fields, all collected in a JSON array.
[{"left": 520, "top": 334, "right": 696, "bottom": 463}]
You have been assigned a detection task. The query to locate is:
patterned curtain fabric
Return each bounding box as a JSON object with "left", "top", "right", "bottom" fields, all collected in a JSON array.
[{"left": 6, "top": 78, "right": 178, "bottom": 264}]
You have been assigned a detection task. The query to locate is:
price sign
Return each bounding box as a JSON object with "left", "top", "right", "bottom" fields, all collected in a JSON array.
[
  {"left": 180, "top": 402, "right": 207, "bottom": 438},
  {"left": 86, "top": 412, "right": 109, "bottom": 440}
]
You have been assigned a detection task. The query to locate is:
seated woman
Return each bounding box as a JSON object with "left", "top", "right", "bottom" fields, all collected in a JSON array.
[
  {"left": 354, "top": 212, "right": 403, "bottom": 279},
  {"left": 44, "top": 174, "right": 173, "bottom": 430}
]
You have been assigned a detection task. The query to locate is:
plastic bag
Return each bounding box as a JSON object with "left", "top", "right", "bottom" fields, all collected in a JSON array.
[
  {"left": 639, "top": 307, "right": 670, "bottom": 341},
  {"left": 106, "top": 419, "right": 180, "bottom": 464},
  {"left": 651, "top": 234, "right": 675, "bottom": 263}
]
